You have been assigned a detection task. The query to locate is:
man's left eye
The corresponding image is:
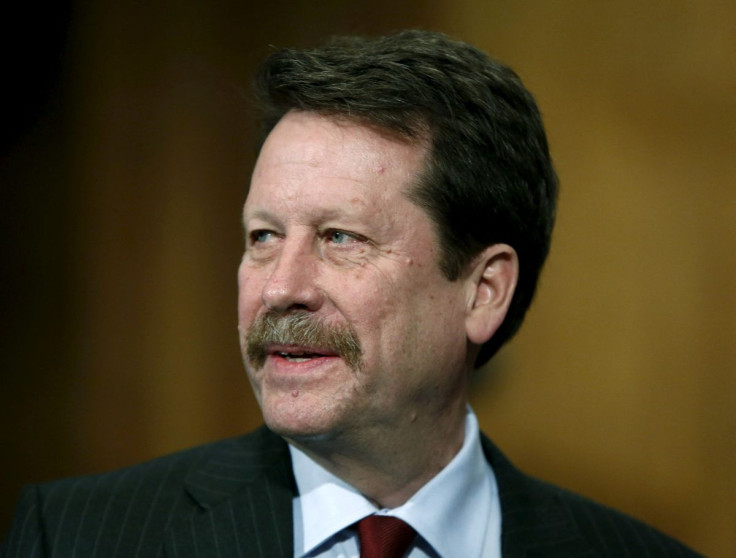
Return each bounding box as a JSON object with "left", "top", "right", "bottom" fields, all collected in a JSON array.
[{"left": 328, "top": 230, "right": 357, "bottom": 244}]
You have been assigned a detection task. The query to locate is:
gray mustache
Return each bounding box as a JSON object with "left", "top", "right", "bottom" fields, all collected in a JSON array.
[{"left": 245, "top": 311, "right": 363, "bottom": 371}]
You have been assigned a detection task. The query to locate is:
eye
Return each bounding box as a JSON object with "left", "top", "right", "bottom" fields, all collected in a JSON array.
[
  {"left": 326, "top": 229, "right": 364, "bottom": 245},
  {"left": 249, "top": 229, "right": 276, "bottom": 245},
  {"left": 329, "top": 230, "right": 353, "bottom": 244}
]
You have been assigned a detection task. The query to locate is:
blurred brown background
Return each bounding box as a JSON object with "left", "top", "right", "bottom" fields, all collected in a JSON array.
[{"left": 2, "top": 1, "right": 734, "bottom": 556}]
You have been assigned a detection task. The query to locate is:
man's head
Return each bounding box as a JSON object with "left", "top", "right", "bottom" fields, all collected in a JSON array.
[
  {"left": 239, "top": 111, "right": 500, "bottom": 446},
  {"left": 237, "top": 30, "right": 556, "bottom": 450},
  {"left": 252, "top": 29, "right": 558, "bottom": 365}
]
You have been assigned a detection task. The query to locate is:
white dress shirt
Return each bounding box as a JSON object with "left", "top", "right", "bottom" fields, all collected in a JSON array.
[{"left": 289, "top": 407, "right": 502, "bottom": 558}]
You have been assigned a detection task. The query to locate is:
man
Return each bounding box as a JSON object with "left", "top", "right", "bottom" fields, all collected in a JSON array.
[{"left": 2, "top": 30, "right": 699, "bottom": 557}]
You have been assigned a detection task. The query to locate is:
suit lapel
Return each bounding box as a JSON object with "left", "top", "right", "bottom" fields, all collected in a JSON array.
[
  {"left": 164, "top": 427, "right": 295, "bottom": 558},
  {"left": 481, "top": 436, "right": 594, "bottom": 558},
  {"left": 162, "top": 427, "right": 595, "bottom": 557}
]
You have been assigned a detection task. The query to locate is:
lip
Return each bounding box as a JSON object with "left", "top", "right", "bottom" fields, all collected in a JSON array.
[
  {"left": 265, "top": 343, "right": 339, "bottom": 358},
  {"left": 262, "top": 344, "right": 342, "bottom": 376}
]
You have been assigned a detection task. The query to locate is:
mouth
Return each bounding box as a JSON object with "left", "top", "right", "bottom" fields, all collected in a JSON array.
[
  {"left": 276, "top": 351, "right": 326, "bottom": 363},
  {"left": 244, "top": 310, "right": 363, "bottom": 371},
  {"left": 267, "top": 345, "right": 338, "bottom": 364}
]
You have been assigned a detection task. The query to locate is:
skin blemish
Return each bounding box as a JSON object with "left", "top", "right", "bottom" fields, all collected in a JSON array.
[{"left": 291, "top": 390, "right": 299, "bottom": 398}]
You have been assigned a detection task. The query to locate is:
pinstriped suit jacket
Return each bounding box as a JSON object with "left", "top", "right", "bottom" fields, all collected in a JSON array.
[{"left": 1, "top": 426, "right": 701, "bottom": 557}]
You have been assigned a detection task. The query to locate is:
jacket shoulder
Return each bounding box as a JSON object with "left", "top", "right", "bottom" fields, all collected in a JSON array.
[
  {"left": 2, "top": 427, "right": 285, "bottom": 558},
  {"left": 529, "top": 476, "right": 701, "bottom": 557},
  {"left": 39, "top": 426, "right": 281, "bottom": 498},
  {"left": 481, "top": 434, "right": 702, "bottom": 557}
]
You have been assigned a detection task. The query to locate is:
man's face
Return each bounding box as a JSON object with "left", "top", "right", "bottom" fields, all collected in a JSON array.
[{"left": 238, "top": 111, "right": 471, "bottom": 444}]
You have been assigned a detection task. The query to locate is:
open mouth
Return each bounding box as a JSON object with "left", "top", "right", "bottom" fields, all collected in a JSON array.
[
  {"left": 245, "top": 311, "right": 363, "bottom": 371},
  {"left": 268, "top": 345, "right": 337, "bottom": 364},
  {"left": 276, "top": 351, "right": 329, "bottom": 363}
]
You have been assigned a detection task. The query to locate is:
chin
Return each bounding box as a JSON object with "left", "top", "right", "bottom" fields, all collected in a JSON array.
[
  {"left": 265, "top": 417, "right": 341, "bottom": 448},
  {"left": 261, "top": 395, "right": 343, "bottom": 443}
]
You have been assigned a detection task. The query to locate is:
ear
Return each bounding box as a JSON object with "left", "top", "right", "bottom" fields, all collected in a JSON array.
[{"left": 464, "top": 244, "right": 519, "bottom": 346}]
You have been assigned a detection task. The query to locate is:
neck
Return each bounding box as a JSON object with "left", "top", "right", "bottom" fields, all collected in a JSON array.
[{"left": 287, "top": 401, "right": 467, "bottom": 509}]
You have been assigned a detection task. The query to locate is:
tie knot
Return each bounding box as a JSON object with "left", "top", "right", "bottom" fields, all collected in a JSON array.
[{"left": 357, "top": 515, "right": 417, "bottom": 558}]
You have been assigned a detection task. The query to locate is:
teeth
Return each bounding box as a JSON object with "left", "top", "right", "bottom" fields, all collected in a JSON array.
[{"left": 279, "top": 351, "right": 318, "bottom": 362}]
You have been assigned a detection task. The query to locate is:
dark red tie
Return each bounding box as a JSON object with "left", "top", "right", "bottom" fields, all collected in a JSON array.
[{"left": 357, "top": 515, "right": 417, "bottom": 558}]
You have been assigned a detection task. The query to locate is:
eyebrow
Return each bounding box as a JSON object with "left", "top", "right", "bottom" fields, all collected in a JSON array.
[
  {"left": 242, "top": 208, "right": 283, "bottom": 231},
  {"left": 243, "top": 206, "right": 367, "bottom": 230}
]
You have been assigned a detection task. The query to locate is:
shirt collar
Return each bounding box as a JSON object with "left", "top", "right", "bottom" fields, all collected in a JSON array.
[
  {"left": 290, "top": 447, "right": 376, "bottom": 554},
  {"left": 290, "top": 407, "right": 494, "bottom": 557}
]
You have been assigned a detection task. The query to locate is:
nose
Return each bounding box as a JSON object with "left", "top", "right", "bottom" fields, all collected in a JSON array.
[{"left": 261, "top": 236, "right": 323, "bottom": 313}]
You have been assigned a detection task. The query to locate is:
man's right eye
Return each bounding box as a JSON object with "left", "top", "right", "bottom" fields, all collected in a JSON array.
[{"left": 249, "top": 230, "right": 275, "bottom": 245}]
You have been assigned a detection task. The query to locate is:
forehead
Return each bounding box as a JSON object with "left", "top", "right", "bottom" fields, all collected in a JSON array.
[{"left": 247, "top": 111, "right": 429, "bottom": 210}]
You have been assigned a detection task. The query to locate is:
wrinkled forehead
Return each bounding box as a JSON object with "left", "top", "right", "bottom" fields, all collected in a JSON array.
[{"left": 247, "top": 111, "right": 430, "bottom": 203}]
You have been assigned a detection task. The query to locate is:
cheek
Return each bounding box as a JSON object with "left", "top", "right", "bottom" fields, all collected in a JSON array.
[
  {"left": 237, "top": 262, "right": 264, "bottom": 322},
  {"left": 342, "top": 276, "right": 424, "bottom": 358}
]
